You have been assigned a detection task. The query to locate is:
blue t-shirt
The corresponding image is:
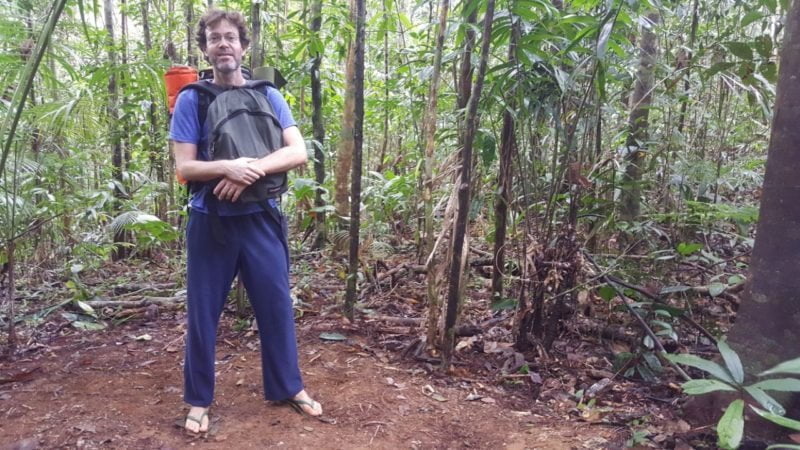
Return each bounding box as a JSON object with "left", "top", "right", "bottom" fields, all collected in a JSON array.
[{"left": 170, "top": 84, "right": 297, "bottom": 215}]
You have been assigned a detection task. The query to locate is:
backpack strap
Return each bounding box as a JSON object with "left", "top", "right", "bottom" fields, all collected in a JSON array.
[{"left": 179, "top": 80, "right": 226, "bottom": 129}]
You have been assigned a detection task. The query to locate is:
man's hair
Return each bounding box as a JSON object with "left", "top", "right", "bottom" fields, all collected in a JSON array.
[{"left": 196, "top": 8, "right": 251, "bottom": 51}]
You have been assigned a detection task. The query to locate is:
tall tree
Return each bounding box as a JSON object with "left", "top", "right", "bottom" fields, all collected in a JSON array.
[
  {"left": 344, "top": 0, "right": 366, "bottom": 319},
  {"left": 310, "top": 0, "right": 327, "bottom": 250},
  {"left": 442, "top": 0, "right": 496, "bottom": 369},
  {"left": 423, "top": 0, "right": 450, "bottom": 346},
  {"left": 729, "top": 0, "right": 800, "bottom": 370},
  {"left": 334, "top": 0, "right": 358, "bottom": 243},
  {"left": 104, "top": 0, "right": 127, "bottom": 260},
  {"left": 491, "top": 17, "right": 520, "bottom": 305},
  {"left": 620, "top": 11, "right": 659, "bottom": 221}
]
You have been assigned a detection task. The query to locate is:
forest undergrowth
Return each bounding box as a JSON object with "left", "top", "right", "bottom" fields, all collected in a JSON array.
[{"left": 0, "top": 217, "right": 755, "bottom": 448}]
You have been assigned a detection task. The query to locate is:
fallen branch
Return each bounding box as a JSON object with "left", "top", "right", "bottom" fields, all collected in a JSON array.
[{"left": 85, "top": 295, "right": 185, "bottom": 309}]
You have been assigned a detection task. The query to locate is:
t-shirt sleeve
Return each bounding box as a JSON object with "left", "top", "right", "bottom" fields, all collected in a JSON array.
[
  {"left": 266, "top": 87, "right": 297, "bottom": 130},
  {"left": 169, "top": 89, "right": 200, "bottom": 144}
]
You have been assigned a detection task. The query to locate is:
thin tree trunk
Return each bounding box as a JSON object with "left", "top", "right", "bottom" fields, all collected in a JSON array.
[
  {"left": 310, "top": 0, "right": 327, "bottom": 250},
  {"left": 343, "top": 0, "right": 366, "bottom": 320},
  {"left": 442, "top": 0, "right": 496, "bottom": 370},
  {"left": 676, "top": 0, "right": 699, "bottom": 135},
  {"left": 251, "top": 1, "right": 263, "bottom": 68},
  {"left": 105, "top": 0, "right": 127, "bottom": 260},
  {"left": 729, "top": 0, "right": 800, "bottom": 370},
  {"left": 619, "top": 11, "right": 659, "bottom": 221},
  {"left": 334, "top": 0, "right": 358, "bottom": 247},
  {"left": 4, "top": 242, "right": 17, "bottom": 354},
  {"left": 491, "top": 20, "right": 519, "bottom": 305},
  {"left": 376, "top": 0, "right": 390, "bottom": 173},
  {"left": 186, "top": 0, "right": 196, "bottom": 67},
  {"left": 423, "top": 0, "right": 450, "bottom": 347}
]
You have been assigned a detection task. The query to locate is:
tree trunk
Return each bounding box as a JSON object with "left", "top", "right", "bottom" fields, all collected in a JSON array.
[
  {"left": 442, "top": 0, "right": 496, "bottom": 370},
  {"left": 422, "top": 0, "right": 450, "bottom": 348},
  {"left": 310, "top": 0, "right": 327, "bottom": 250},
  {"left": 728, "top": 0, "right": 800, "bottom": 371},
  {"left": 491, "top": 20, "right": 519, "bottom": 305},
  {"left": 619, "top": 11, "right": 659, "bottom": 221},
  {"left": 343, "top": 0, "right": 366, "bottom": 320},
  {"left": 185, "top": 0, "right": 196, "bottom": 67},
  {"left": 105, "top": 0, "right": 127, "bottom": 260},
  {"left": 250, "top": 1, "right": 263, "bottom": 68},
  {"left": 334, "top": 0, "right": 358, "bottom": 249}
]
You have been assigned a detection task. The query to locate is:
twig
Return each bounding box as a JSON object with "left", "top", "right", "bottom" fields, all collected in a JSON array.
[
  {"left": 583, "top": 252, "right": 692, "bottom": 382},
  {"left": 604, "top": 274, "right": 718, "bottom": 344}
]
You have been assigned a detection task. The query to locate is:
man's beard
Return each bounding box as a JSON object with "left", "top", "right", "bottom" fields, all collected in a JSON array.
[{"left": 213, "top": 57, "right": 240, "bottom": 74}]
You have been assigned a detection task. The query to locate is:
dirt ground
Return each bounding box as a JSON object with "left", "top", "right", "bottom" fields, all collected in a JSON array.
[{"left": 0, "top": 309, "right": 627, "bottom": 449}]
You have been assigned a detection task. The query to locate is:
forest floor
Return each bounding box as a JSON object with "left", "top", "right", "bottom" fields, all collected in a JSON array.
[{"left": 0, "top": 252, "right": 720, "bottom": 449}]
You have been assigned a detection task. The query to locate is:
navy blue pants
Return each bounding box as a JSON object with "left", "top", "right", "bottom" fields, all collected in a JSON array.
[{"left": 183, "top": 206, "right": 303, "bottom": 407}]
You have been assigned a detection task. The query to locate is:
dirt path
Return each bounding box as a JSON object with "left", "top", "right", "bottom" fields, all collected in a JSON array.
[{"left": 0, "top": 314, "right": 624, "bottom": 449}]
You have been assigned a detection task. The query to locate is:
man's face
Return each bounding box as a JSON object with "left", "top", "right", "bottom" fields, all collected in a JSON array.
[{"left": 204, "top": 19, "right": 246, "bottom": 74}]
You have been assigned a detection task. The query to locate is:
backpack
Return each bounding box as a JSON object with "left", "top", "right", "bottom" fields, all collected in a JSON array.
[{"left": 179, "top": 79, "right": 288, "bottom": 203}]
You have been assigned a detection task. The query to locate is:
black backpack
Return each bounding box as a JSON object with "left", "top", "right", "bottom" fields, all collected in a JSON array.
[{"left": 180, "top": 79, "right": 288, "bottom": 203}]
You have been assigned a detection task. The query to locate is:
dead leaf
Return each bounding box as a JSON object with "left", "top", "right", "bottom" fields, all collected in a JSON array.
[
  {"left": 431, "top": 394, "right": 447, "bottom": 402},
  {"left": 480, "top": 397, "right": 495, "bottom": 404},
  {"left": 303, "top": 426, "right": 314, "bottom": 432},
  {"left": 236, "top": 379, "right": 244, "bottom": 386},
  {"left": 465, "top": 393, "right": 483, "bottom": 401},
  {"left": 790, "top": 433, "right": 800, "bottom": 444},
  {"left": 134, "top": 334, "right": 152, "bottom": 341}
]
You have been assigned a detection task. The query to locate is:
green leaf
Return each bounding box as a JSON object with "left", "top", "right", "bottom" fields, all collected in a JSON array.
[
  {"left": 765, "top": 445, "right": 800, "bottom": 450},
  {"left": 751, "top": 378, "right": 800, "bottom": 392},
  {"left": 676, "top": 242, "right": 702, "bottom": 256},
  {"left": 744, "top": 386, "right": 786, "bottom": 415},
  {"left": 754, "top": 35, "right": 773, "bottom": 58},
  {"left": 665, "top": 354, "right": 736, "bottom": 384},
  {"left": 681, "top": 379, "right": 737, "bottom": 395},
  {"left": 751, "top": 405, "right": 800, "bottom": 431},
  {"left": 71, "top": 320, "right": 107, "bottom": 331},
  {"left": 760, "top": 357, "right": 800, "bottom": 376},
  {"left": 596, "top": 18, "right": 614, "bottom": 62},
  {"left": 724, "top": 42, "right": 754, "bottom": 60},
  {"left": 718, "top": 340, "right": 744, "bottom": 384},
  {"left": 717, "top": 399, "right": 744, "bottom": 450},
  {"left": 741, "top": 11, "right": 765, "bottom": 28},
  {"left": 708, "top": 282, "right": 727, "bottom": 297},
  {"left": 598, "top": 285, "right": 615, "bottom": 301}
]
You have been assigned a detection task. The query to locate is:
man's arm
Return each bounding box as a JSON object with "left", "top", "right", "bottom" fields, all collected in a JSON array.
[
  {"left": 251, "top": 125, "right": 309, "bottom": 174},
  {"left": 174, "top": 141, "right": 265, "bottom": 185},
  {"left": 212, "top": 126, "right": 308, "bottom": 202}
]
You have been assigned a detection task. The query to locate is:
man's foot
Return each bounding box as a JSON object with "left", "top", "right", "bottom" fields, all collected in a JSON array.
[
  {"left": 185, "top": 406, "right": 210, "bottom": 434},
  {"left": 289, "top": 390, "right": 323, "bottom": 417}
]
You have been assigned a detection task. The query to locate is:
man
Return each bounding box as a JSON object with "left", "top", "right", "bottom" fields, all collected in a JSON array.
[{"left": 170, "top": 9, "right": 322, "bottom": 434}]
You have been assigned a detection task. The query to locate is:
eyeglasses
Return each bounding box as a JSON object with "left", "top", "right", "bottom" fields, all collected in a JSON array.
[{"left": 207, "top": 33, "right": 239, "bottom": 45}]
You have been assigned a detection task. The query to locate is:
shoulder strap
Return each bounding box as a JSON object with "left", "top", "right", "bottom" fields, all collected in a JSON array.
[{"left": 179, "top": 81, "right": 226, "bottom": 128}]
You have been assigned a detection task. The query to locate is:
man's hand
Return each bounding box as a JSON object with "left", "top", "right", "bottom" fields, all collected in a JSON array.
[
  {"left": 223, "top": 157, "right": 265, "bottom": 185},
  {"left": 214, "top": 177, "right": 249, "bottom": 202}
]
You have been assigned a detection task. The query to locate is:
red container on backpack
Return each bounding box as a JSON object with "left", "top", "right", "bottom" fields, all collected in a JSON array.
[{"left": 164, "top": 66, "right": 198, "bottom": 114}]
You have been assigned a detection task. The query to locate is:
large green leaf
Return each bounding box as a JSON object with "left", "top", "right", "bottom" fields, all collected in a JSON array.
[
  {"left": 724, "top": 41, "right": 754, "bottom": 60},
  {"left": 681, "top": 379, "right": 737, "bottom": 395},
  {"left": 665, "top": 354, "right": 736, "bottom": 384},
  {"left": 717, "top": 399, "right": 744, "bottom": 450},
  {"left": 751, "top": 378, "right": 800, "bottom": 392},
  {"left": 718, "top": 340, "right": 744, "bottom": 384},
  {"left": 760, "top": 357, "right": 800, "bottom": 377},
  {"left": 751, "top": 405, "right": 800, "bottom": 431},
  {"left": 744, "top": 386, "right": 786, "bottom": 415}
]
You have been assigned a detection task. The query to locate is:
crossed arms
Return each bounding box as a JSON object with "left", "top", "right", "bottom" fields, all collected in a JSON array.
[{"left": 173, "top": 125, "right": 308, "bottom": 202}]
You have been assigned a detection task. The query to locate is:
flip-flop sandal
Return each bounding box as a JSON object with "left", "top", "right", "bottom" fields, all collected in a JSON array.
[
  {"left": 283, "top": 398, "right": 337, "bottom": 424},
  {"left": 182, "top": 411, "right": 210, "bottom": 435}
]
